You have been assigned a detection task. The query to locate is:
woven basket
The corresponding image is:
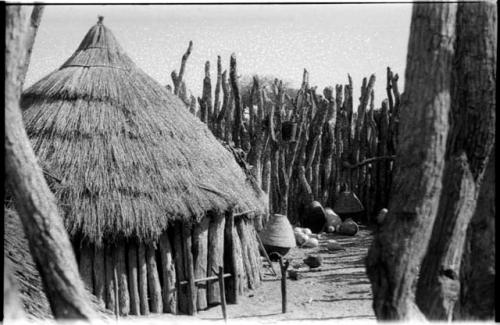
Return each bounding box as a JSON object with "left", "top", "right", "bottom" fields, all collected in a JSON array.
[
  {"left": 260, "top": 214, "right": 296, "bottom": 248},
  {"left": 334, "top": 191, "right": 364, "bottom": 214}
]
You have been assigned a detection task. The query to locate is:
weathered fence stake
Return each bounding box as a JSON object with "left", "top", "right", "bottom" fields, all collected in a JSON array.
[
  {"left": 214, "top": 266, "right": 228, "bottom": 322},
  {"left": 279, "top": 255, "right": 289, "bottom": 313},
  {"left": 270, "top": 252, "right": 289, "bottom": 313},
  {"left": 114, "top": 267, "right": 119, "bottom": 320},
  {"left": 255, "top": 233, "right": 277, "bottom": 276}
]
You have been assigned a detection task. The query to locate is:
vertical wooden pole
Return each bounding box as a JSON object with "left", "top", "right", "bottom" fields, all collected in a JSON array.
[
  {"left": 208, "top": 213, "right": 226, "bottom": 305},
  {"left": 278, "top": 256, "right": 289, "bottom": 314},
  {"left": 137, "top": 242, "right": 149, "bottom": 315},
  {"left": 78, "top": 242, "right": 94, "bottom": 294},
  {"left": 105, "top": 244, "right": 116, "bottom": 313},
  {"left": 223, "top": 211, "right": 238, "bottom": 304},
  {"left": 115, "top": 243, "right": 130, "bottom": 316},
  {"left": 158, "top": 232, "right": 177, "bottom": 314},
  {"left": 146, "top": 245, "right": 163, "bottom": 313},
  {"left": 93, "top": 245, "right": 106, "bottom": 308},
  {"left": 182, "top": 223, "right": 197, "bottom": 315},
  {"left": 247, "top": 221, "right": 262, "bottom": 286},
  {"left": 173, "top": 223, "right": 187, "bottom": 314},
  {"left": 236, "top": 218, "right": 254, "bottom": 290},
  {"left": 192, "top": 219, "right": 209, "bottom": 310},
  {"left": 217, "top": 266, "right": 227, "bottom": 322},
  {"left": 114, "top": 266, "right": 119, "bottom": 319},
  {"left": 127, "top": 242, "right": 140, "bottom": 315}
]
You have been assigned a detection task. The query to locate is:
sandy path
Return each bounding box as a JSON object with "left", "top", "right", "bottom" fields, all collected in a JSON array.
[{"left": 196, "top": 225, "right": 376, "bottom": 322}]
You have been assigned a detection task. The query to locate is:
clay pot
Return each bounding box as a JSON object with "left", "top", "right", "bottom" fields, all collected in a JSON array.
[
  {"left": 303, "top": 201, "right": 326, "bottom": 234},
  {"left": 337, "top": 219, "right": 359, "bottom": 236},
  {"left": 324, "top": 207, "right": 342, "bottom": 228}
]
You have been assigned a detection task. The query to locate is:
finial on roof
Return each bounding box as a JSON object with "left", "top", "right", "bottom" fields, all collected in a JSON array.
[{"left": 98, "top": 15, "right": 104, "bottom": 24}]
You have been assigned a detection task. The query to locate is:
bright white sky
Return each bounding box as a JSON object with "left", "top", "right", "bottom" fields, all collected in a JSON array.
[{"left": 25, "top": 4, "right": 412, "bottom": 106}]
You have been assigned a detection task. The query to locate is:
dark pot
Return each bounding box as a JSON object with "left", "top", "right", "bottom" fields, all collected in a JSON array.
[
  {"left": 264, "top": 244, "right": 291, "bottom": 260},
  {"left": 282, "top": 121, "right": 297, "bottom": 142},
  {"left": 303, "top": 201, "right": 327, "bottom": 234}
]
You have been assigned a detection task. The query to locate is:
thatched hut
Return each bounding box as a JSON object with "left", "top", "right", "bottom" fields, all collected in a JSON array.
[{"left": 20, "top": 17, "right": 267, "bottom": 316}]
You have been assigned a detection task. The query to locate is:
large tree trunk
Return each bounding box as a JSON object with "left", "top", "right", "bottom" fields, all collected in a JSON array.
[
  {"left": 454, "top": 146, "right": 496, "bottom": 320},
  {"left": 365, "top": 3, "right": 456, "bottom": 320},
  {"left": 416, "top": 2, "right": 496, "bottom": 320},
  {"left": 5, "top": 5, "right": 95, "bottom": 319}
]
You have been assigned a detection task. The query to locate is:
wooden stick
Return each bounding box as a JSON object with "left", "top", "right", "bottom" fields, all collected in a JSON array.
[
  {"left": 342, "top": 155, "right": 396, "bottom": 169},
  {"left": 192, "top": 219, "right": 209, "bottom": 310},
  {"left": 269, "top": 253, "right": 289, "bottom": 314},
  {"left": 115, "top": 243, "right": 130, "bottom": 316},
  {"left": 114, "top": 265, "right": 119, "bottom": 320},
  {"left": 207, "top": 213, "right": 226, "bottom": 305},
  {"left": 223, "top": 211, "right": 239, "bottom": 304},
  {"left": 137, "top": 242, "right": 149, "bottom": 315},
  {"left": 173, "top": 223, "right": 187, "bottom": 314},
  {"left": 230, "top": 53, "right": 243, "bottom": 148},
  {"left": 158, "top": 232, "right": 176, "bottom": 314},
  {"left": 146, "top": 245, "right": 163, "bottom": 313},
  {"left": 105, "top": 245, "right": 116, "bottom": 313},
  {"left": 179, "top": 273, "right": 231, "bottom": 285},
  {"left": 172, "top": 40, "right": 193, "bottom": 95},
  {"left": 127, "top": 242, "right": 140, "bottom": 315},
  {"left": 232, "top": 209, "right": 256, "bottom": 218},
  {"left": 278, "top": 256, "right": 289, "bottom": 313},
  {"left": 255, "top": 233, "right": 276, "bottom": 276},
  {"left": 182, "top": 223, "right": 197, "bottom": 315},
  {"left": 216, "top": 266, "right": 228, "bottom": 322}
]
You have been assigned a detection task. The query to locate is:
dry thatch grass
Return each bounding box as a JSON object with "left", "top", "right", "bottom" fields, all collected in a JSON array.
[
  {"left": 4, "top": 206, "right": 52, "bottom": 319},
  {"left": 21, "top": 21, "right": 267, "bottom": 245}
]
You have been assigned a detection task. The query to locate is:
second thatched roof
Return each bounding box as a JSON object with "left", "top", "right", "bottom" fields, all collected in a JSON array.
[{"left": 21, "top": 18, "right": 266, "bottom": 245}]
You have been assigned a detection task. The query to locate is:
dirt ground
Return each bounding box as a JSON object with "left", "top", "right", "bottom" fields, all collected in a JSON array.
[
  {"left": 198, "top": 225, "right": 376, "bottom": 323},
  {"left": 127, "top": 226, "right": 375, "bottom": 324}
]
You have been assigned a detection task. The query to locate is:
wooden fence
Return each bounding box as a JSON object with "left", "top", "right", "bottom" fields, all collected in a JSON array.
[{"left": 169, "top": 43, "right": 400, "bottom": 225}]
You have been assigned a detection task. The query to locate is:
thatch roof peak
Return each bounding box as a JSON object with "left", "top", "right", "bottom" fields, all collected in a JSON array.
[
  {"left": 60, "top": 18, "right": 132, "bottom": 72},
  {"left": 21, "top": 22, "right": 267, "bottom": 245}
]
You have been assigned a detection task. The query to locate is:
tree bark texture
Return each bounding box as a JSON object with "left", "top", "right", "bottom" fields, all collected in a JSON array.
[
  {"left": 454, "top": 146, "right": 495, "bottom": 320},
  {"left": 416, "top": 2, "right": 497, "bottom": 320},
  {"left": 365, "top": 3, "right": 457, "bottom": 320},
  {"left": 5, "top": 5, "right": 95, "bottom": 319}
]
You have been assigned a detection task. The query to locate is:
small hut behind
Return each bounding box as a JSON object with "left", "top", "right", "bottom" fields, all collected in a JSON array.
[{"left": 20, "top": 18, "right": 267, "bottom": 316}]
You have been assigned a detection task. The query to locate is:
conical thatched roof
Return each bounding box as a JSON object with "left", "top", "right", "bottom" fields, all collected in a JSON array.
[{"left": 21, "top": 18, "right": 266, "bottom": 245}]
